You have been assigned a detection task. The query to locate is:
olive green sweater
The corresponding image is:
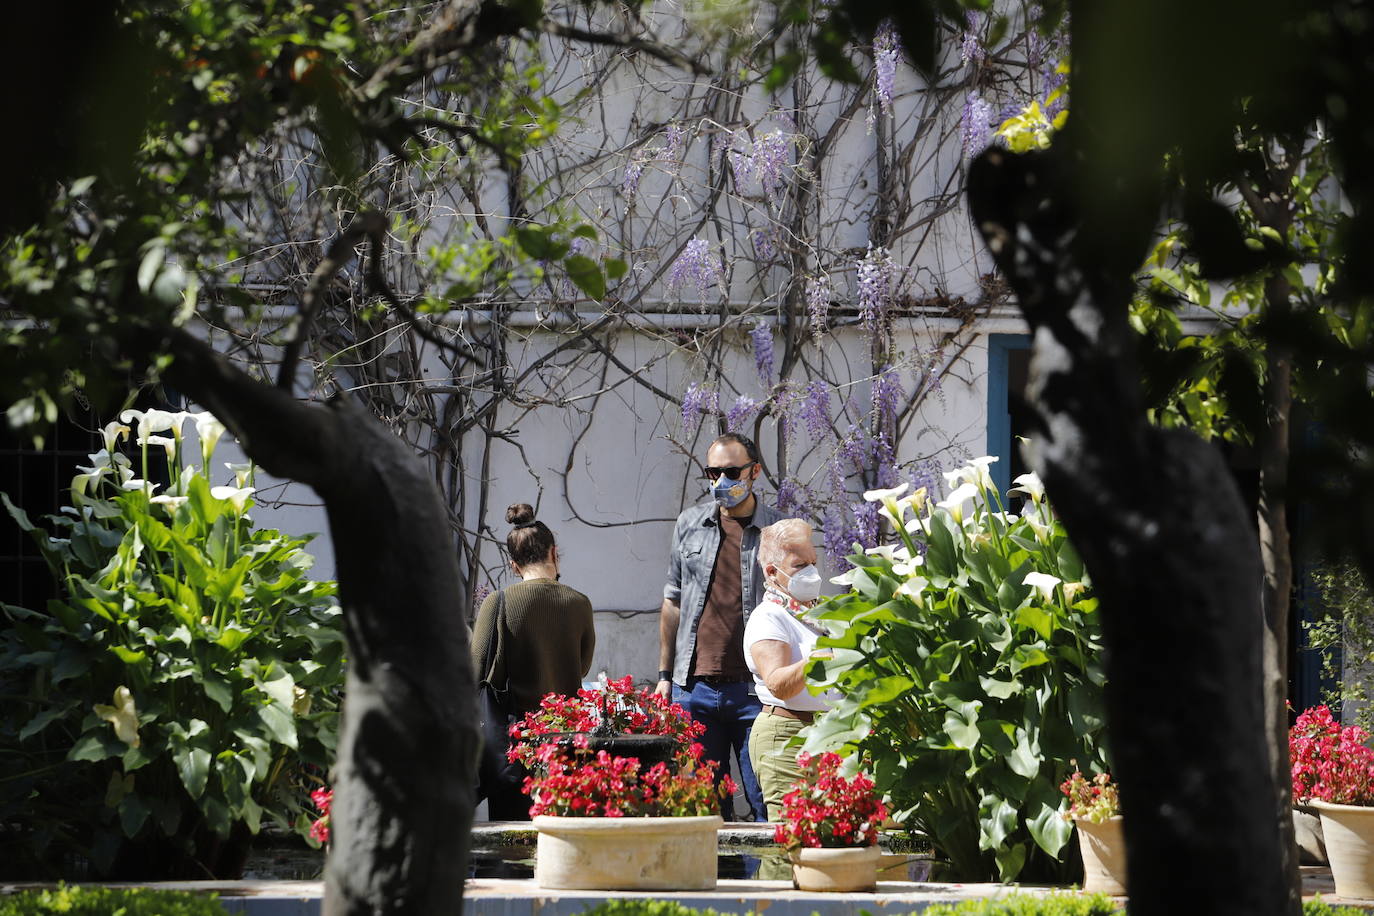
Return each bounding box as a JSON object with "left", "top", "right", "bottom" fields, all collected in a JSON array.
[{"left": 470, "top": 578, "right": 596, "bottom": 715}]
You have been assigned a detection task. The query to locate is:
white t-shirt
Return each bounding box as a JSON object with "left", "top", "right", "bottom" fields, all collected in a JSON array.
[{"left": 743, "top": 597, "right": 837, "bottom": 711}]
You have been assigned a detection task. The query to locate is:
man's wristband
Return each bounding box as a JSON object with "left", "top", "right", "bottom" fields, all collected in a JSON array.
[{"left": 658, "top": 669, "right": 672, "bottom": 682}]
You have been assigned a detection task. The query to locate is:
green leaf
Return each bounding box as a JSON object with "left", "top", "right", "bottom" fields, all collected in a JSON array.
[
  {"left": 1007, "top": 729, "right": 1041, "bottom": 779},
  {"left": 1026, "top": 778, "right": 1074, "bottom": 857},
  {"left": 993, "top": 841, "right": 1028, "bottom": 881},
  {"left": 604, "top": 258, "right": 628, "bottom": 280},
  {"left": 565, "top": 254, "right": 605, "bottom": 299},
  {"left": 1010, "top": 644, "right": 1050, "bottom": 674},
  {"left": 257, "top": 702, "right": 299, "bottom": 749},
  {"left": 69, "top": 730, "right": 125, "bottom": 762},
  {"left": 173, "top": 743, "right": 212, "bottom": 799},
  {"left": 19, "top": 702, "right": 77, "bottom": 741},
  {"left": 978, "top": 796, "right": 1018, "bottom": 851},
  {"left": 120, "top": 793, "right": 151, "bottom": 837},
  {"left": 1014, "top": 603, "right": 1053, "bottom": 641},
  {"left": 943, "top": 709, "right": 981, "bottom": 749}
]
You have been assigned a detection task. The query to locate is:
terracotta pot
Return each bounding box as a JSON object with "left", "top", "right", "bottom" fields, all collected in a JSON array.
[
  {"left": 789, "top": 844, "right": 881, "bottom": 892},
  {"left": 533, "top": 814, "right": 721, "bottom": 890},
  {"left": 1075, "top": 816, "right": 1127, "bottom": 896},
  {"left": 1312, "top": 799, "right": 1374, "bottom": 899},
  {"left": 1294, "top": 803, "right": 1328, "bottom": 865}
]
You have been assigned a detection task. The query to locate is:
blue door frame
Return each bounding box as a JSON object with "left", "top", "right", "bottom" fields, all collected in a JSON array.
[{"left": 985, "top": 333, "right": 1031, "bottom": 497}]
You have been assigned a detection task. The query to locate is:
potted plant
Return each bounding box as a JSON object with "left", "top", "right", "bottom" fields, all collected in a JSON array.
[
  {"left": 510, "top": 678, "right": 733, "bottom": 891},
  {"left": 1061, "top": 766, "right": 1125, "bottom": 895},
  {"left": 1290, "top": 704, "right": 1374, "bottom": 898},
  {"left": 774, "top": 751, "right": 887, "bottom": 892}
]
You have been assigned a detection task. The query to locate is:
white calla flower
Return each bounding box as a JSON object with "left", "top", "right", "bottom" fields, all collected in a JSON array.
[
  {"left": 895, "top": 576, "right": 929, "bottom": 605},
  {"left": 211, "top": 485, "right": 255, "bottom": 513},
  {"left": 224, "top": 462, "right": 255, "bottom": 488},
  {"left": 829, "top": 567, "right": 865, "bottom": 588},
  {"left": 93, "top": 686, "right": 140, "bottom": 748},
  {"left": 192, "top": 412, "right": 227, "bottom": 457},
  {"left": 1062, "top": 581, "right": 1088, "bottom": 602},
  {"left": 893, "top": 555, "right": 924, "bottom": 577},
  {"left": 101, "top": 422, "right": 130, "bottom": 453},
  {"left": 936, "top": 482, "right": 980, "bottom": 523},
  {"left": 150, "top": 494, "right": 189, "bottom": 511},
  {"left": 864, "top": 544, "right": 903, "bottom": 561},
  {"left": 140, "top": 434, "right": 178, "bottom": 460},
  {"left": 120, "top": 408, "right": 186, "bottom": 441},
  {"left": 1023, "top": 571, "right": 1062, "bottom": 602},
  {"left": 120, "top": 478, "right": 158, "bottom": 494},
  {"left": 1009, "top": 472, "right": 1045, "bottom": 503},
  {"left": 863, "top": 482, "right": 909, "bottom": 503}
]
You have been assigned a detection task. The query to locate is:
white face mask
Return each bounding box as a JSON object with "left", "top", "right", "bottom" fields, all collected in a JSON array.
[{"left": 780, "top": 564, "right": 823, "bottom": 602}]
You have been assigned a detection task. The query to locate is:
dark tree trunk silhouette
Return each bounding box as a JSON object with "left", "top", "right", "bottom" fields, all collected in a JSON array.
[
  {"left": 164, "top": 329, "right": 479, "bottom": 915},
  {"left": 967, "top": 144, "right": 1300, "bottom": 915}
]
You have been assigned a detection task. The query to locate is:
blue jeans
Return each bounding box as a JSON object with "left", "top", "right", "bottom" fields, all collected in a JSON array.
[{"left": 673, "top": 679, "right": 767, "bottom": 822}]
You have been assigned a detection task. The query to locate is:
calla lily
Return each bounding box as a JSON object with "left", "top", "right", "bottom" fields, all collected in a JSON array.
[
  {"left": 211, "top": 485, "right": 255, "bottom": 513},
  {"left": 895, "top": 575, "right": 929, "bottom": 605},
  {"left": 101, "top": 421, "right": 130, "bottom": 453},
  {"left": 830, "top": 567, "right": 866, "bottom": 588},
  {"left": 897, "top": 487, "right": 929, "bottom": 516},
  {"left": 863, "top": 482, "right": 910, "bottom": 503},
  {"left": 94, "top": 686, "right": 141, "bottom": 748},
  {"left": 293, "top": 686, "right": 312, "bottom": 717},
  {"left": 81, "top": 449, "right": 132, "bottom": 474},
  {"left": 936, "top": 482, "right": 980, "bottom": 523},
  {"left": 893, "top": 555, "right": 924, "bottom": 577},
  {"left": 192, "top": 411, "right": 227, "bottom": 457},
  {"left": 1062, "top": 581, "right": 1088, "bottom": 602},
  {"left": 1022, "top": 511, "right": 1051, "bottom": 544},
  {"left": 225, "top": 462, "right": 255, "bottom": 488},
  {"left": 71, "top": 466, "right": 111, "bottom": 498},
  {"left": 864, "top": 543, "right": 906, "bottom": 561},
  {"left": 140, "top": 434, "right": 178, "bottom": 460},
  {"left": 120, "top": 478, "right": 158, "bottom": 494},
  {"left": 946, "top": 455, "right": 999, "bottom": 491},
  {"left": 1023, "top": 571, "right": 1062, "bottom": 602},
  {"left": 1009, "top": 472, "right": 1045, "bottom": 503},
  {"left": 150, "top": 494, "right": 189, "bottom": 512},
  {"left": 120, "top": 408, "right": 187, "bottom": 441}
]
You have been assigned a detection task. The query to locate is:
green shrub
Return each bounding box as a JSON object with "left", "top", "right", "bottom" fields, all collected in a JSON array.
[
  {"left": 0, "top": 411, "right": 345, "bottom": 878},
  {"left": 1304, "top": 899, "right": 1372, "bottom": 916},
  {"left": 581, "top": 903, "right": 736, "bottom": 916},
  {"left": 802, "top": 466, "right": 1108, "bottom": 883},
  {"left": 0, "top": 884, "right": 227, "bottom": 915},
  {"left": 921, "top": 894, "right": 1120, "bottom": 915}
]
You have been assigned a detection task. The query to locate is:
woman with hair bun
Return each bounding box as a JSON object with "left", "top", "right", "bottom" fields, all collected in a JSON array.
[{"left": 471, "top": 503, "right": 596, "bottom": 820}]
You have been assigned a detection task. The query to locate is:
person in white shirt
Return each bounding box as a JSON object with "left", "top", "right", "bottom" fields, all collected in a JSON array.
[{"left": 744, "top": 517, "right": 836, "bottom": 821}]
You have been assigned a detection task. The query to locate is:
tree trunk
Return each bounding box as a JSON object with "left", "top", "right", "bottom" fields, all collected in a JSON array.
[
  {"left": 164, "top": 328, "right": 479, "bottom": 915},
  {"left": 967, "top": 146, "right": 1297, "bottom": 915}
]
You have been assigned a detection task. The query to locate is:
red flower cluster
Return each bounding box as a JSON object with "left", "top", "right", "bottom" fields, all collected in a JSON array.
[
  {"left": 1060, "top": 767, "right": 1119, "bottom": 823},
  {"left": 524, "top": 741, "right": 735, "bottom": 817},
  {"left": 775, "top": 751, "right": 886, "bottom": 849},
  {"left": 507, "top": 676, "right": 705, "bottom": 770},
  {"left": 309, "top": 786, "right": 333, "bottom": 844},
  {"left": 1290, "top": 704, "right": 1374, "bottom": 806}
]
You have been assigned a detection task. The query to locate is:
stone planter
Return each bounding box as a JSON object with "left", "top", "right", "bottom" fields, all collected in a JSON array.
[
  {"left": 1312, "top": 799, "right": 1374, "bottom": 899},
  {"left": 533, "top": 814, "right": 721, "bottom": 890},
  {"left": 789, "top": 844, "right": 881, "bottom": 892},
  {"left": 1294, "top": 803, "right": 1328, "bottom": 865},
  {"left": 1075, "top": 816, "right": 1127, "bottom": 896}
]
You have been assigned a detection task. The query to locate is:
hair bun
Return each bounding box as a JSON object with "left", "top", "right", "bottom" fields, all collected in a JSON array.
[{"left": 506, "top": 503, "right": 536, "bottom": 526}]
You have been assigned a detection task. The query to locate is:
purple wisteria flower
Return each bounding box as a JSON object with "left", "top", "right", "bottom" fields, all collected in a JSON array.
[
  {"left": 773, "top": 380, "right": 800, "bottom": 443},
  {"left": 840, "top": 424, "right": 870, "bottom": 472},
  {"left": 681, "top": 382, "right": 718, "bottom": 435},
  {"left": 751, "top": 229, "right": 776, "bottom": 262},
  {"left": 569, "top": 236, "right": 594, "bottom": 258},
  {"left": 823, "top": 508, "right": 858, "bottom": 573},
  {"left": 660, "top": 123, "right": 687, "bottom": 162},
  {"left": 853, "top": 501, "right": 881, "bottom": 549},
  {"left": 776, "top": 478, "right": 810, "bottom": 517},
  {"left": 871, "top": 365, "right": 903, "bottom": 424},
  {"left": 754, "top": 131, "right": 792, "bottom": 196},
  {"left": 857, "top": 245, "right": 894, "bottom": 333},
  {"left": 873, "top": 20, "right": 900, "bottom": 115},
  {"left": 874, "top": 432, "right": 899, "bottom": 488},
  {"left": 801, "top": 381, "right": 832, "bottom": 442},
  {"left": 909, "top": 458, "right": 942, "bottom": 495},
  {"left": 667, "top": 237, "right": 723, "bottom": 299},
  {"left": 960, "top": 11, "right": 984, "bottom": 65},
  {"left": 806, "top": 273, "right": 832, "bottom": 337},
  {"left": 961, "top": 91, "right": 994, "bottom": 159},
  {"left": 727, "top": 395, "right": 760, "bottom": 433},
  {"left": 621, "top": 156, "right": 645, "bottom": 200},
  {"left": 750, "top": 321, "right": 775, "bottom": 386}
]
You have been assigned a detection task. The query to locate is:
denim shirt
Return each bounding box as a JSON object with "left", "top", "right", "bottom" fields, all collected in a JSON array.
[{"left": 663, "top": 497, "right": 785, "bottom": 687}]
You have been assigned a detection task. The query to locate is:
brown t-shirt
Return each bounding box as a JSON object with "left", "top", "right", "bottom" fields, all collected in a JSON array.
[{"left": 690, "top": 512, "right": 751, "bottom": 679}]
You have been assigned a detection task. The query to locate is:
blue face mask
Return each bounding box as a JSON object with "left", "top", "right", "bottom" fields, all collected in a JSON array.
[{"left": 710, "top": 473, "right": 753, "bottom": 509}]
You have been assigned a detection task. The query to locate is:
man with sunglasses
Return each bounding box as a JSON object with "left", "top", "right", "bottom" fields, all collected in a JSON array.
[{"left": 656, "top": 432, "right": 782, "bottom": 822}]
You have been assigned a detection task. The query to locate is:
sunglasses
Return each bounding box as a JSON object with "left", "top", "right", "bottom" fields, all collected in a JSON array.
[{"left": 703, "top": 462, "right": 756, "bottom": 480}]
